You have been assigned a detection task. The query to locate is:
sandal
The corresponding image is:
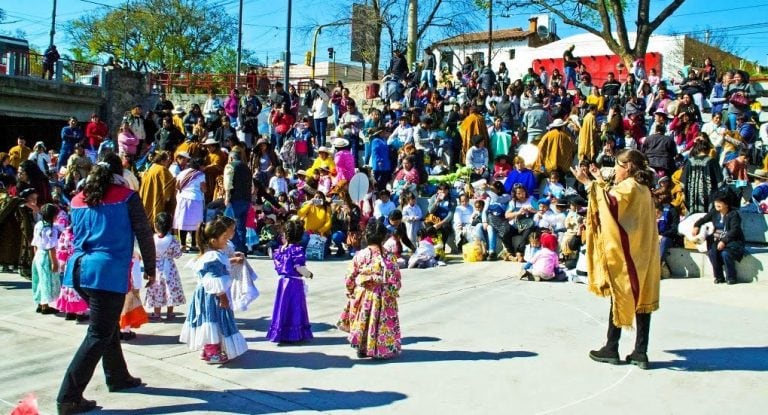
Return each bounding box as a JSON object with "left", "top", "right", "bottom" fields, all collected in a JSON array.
[
  {"left": 166, "top": 312, "right": 176, "bottom": 320},
  {"left": 148, "top": 313, "right": 162, "bottom": 320}
]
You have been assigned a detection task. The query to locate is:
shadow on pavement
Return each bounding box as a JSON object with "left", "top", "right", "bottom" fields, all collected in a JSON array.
[
  {"left": 226, "top": 348, "right": 536, "bottom": 370},
  {"left": 656, "top": 347, "right": 768, "bottom": 371},
  {"left": 129, "top": 334, "right": 183, "bottom": 346},
  {"left": 0, "top": 280, "right": 31, "bottom": 290},
  {"left": 237, "top": 317, "right": 336, "bottom": 334},
  {"left": 97, "top": 386, "right": 407, "bottom": 414}
]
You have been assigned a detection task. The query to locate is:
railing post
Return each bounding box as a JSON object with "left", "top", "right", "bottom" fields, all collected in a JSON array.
[
  {"left": 55, "top": 61, "right": 63, "bottom": 82},
  {"left": 8, "top": 53, "right": 16, "bottom": 76},
  {"left": 101, "top": 66, "right": 107, "bottom": 90}
]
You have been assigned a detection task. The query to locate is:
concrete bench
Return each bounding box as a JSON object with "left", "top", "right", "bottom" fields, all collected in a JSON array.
[{"left": 666, "top": 246, "right": 766, "bottom": 283}]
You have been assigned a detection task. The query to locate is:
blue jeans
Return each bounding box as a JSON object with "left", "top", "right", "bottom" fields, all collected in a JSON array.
[
  {"left": 707, "top": 245, "right": 737, "bottom": 283},
  {"left": 57, "top": 145, "right": 74, "bottom": 172},
  {"left": 563, "top": 67, "right": 577, "bottom": 90},
  {"left": 314, "top": 117, "right": 328, "bottom": 148},
  {"left": 420, "top": 69, "right": 435, "bottom": 89},
  {"left": 659, "top": 236, "right": 673, "bottom": 262},
  {"left": 225, "top": 200, "right": 250, "bottom": 253}
]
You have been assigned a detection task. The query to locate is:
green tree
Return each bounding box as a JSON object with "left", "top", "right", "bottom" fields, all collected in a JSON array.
[
  {"left": 496, "top": 0, "right": 686, "bottom": 67},
  {"left": 65, "top": 0, "right": 237, "bottom": 72}
]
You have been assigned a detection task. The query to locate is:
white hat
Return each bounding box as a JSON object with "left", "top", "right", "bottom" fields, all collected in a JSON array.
[
  {"left": 318, "top": 146, "right": 332, "bottom": 154},
  {"left": 256, "top": 137, "right": 269, "bottom": 147},
  {"left": 202, "top": 138, "right": 218, "bottom": 146},
  {"left": 333, "top": 137, "right": 350, "bottom": 148},
  {"left": 34, "top": 141, "right": 46, "bottom": 149},
  {"left": 548, "top": 119, "right": 566, "bottom": 129},
  {"left": 172, "top": 105, "right": 185, "bottom": 115},
  {"left": 296, "top": 169, "right": 307, "bottom": 176},
  {"left": 176, "top": 151, "right": 190, "bottom": 159},
  {"left": 448, "top": 96, "right": 457, "bottom": 104}
]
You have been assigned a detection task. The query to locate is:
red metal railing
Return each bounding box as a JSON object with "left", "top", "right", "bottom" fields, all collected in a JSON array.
[{"left": 148, "top": 70, "right": 321, "bottom": 95}]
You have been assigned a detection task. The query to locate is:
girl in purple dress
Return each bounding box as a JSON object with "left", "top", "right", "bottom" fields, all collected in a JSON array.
[{"left": 267, "top": 220, "right": 314, "bottom": 343}]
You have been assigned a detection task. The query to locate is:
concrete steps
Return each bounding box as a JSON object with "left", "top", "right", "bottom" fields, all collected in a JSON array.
[{"left": 666, "top": 246, "right": 767, "bottom": 283}]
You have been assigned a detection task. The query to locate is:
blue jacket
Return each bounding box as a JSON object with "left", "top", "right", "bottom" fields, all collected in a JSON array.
[{"left": 366, "top": 137, "right": 392, "bottom": 172}]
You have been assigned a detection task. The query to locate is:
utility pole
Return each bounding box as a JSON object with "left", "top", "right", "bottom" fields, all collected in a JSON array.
[
  {"left": 407, "top": 0, "right": 417, "bottom": 68},
  {"left": 49, "top": 0, "right": 57, "bottom": 47},
  {"left": 284, "top": 0, "right": 292, "bottom": 87},
  {"left": 488, "top": 0, "right": 493, "bottom": 68},
  {"left": 122, "top": 1, "right": 129, "bottom": 67},
  {"left": 236, "top": 0, "right": 243, "bottom": 89}
]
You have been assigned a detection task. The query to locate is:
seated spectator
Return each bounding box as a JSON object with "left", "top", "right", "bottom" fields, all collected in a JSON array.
[
  {"left": 452, "top": 194, "right": 479, "bottom": 250},
  {"left": 504, "top": 183, "right": 538, "bottom": 262},
  {"left": 504, "top": 156, "right": 536, "bottom": 196},
  {"left": 408, "top": 225, "right": 440, "bottom": 269},
  {"left": 520, "top": 232, "right": 560, "bottom": 281},
  {"left": 749, "top": 169, "right": 768, "bottom": 213},
  {"left": 493, "top": 155, "right": 511, "bottom": 181},
  {"left": 373, "top": 189, "right": 396, "bottom": 220},
  {"left": 427, "top": 183, "right": 456, "bottom": 245},
  {"left": 465, "top": 135, "right": 489, "bottom": 180},
  {"left": 692, "top": 191, "right": 745, "bottom": 285}
]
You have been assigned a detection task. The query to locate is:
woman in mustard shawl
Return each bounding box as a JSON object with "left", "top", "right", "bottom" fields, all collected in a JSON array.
[
  {"left": 459, "top": 105, "right": 488, "bottom": 163},
  {"left": 571, "top": 149, "right": 660, "bottom": 370},
  {"left": 139, "top": 151, "right": 176, "bottom": 225}
]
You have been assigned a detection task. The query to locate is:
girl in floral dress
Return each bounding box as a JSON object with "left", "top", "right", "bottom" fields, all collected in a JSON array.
[
  {"left": 267, "top": 220, "right": 314, "bottom": 343},
  {"left": 31, "top": 203, "right": 61, "bottom": 315},
  {"left": 54, "top": 209, "right": 89, "bottom": 322},
  {"left": 338, "top": 220, "right": 402, "bottom": 359},
  {"left": 145, "top": 212, "right": 186, "bottom": 320}
]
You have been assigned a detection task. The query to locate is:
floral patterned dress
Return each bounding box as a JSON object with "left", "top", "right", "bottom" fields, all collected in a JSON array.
[
  {"left": 54, "top": 217, "right": 89, "bottom": 314},
  {"left": 144, "top": 234, "right": 186, "bottom": 307},
  {"left": 338, "top": 247, "right": 402, "bottom": 358}
]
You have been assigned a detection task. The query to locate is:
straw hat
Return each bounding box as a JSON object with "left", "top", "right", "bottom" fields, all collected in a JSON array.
[
  {"left": 172, "top": 106, "right": 185, "bottom": 115},
  {"left": 749, "top": 169, "right": 768, "bottom": 180},
  {"left": 332, "top": 138, "right": 350, "bottom": 148},
  {"left": 547, "top": 119, "right": 566, "bottom": 129},
  {"left": 202, "top": 138, "right": 218, "bottom": 146},
  {"left": 318, "top": 146, "right": 332, "bottom": 154}
]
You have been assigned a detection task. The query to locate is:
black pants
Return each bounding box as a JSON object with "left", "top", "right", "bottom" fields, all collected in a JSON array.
[
  {"left": 503, "top": 225, "right": 535, "bottom": 255},
  {"left": 605, "top": 304, "right": 651, "bottom": 354},
  {"left": 58, "top": 282, "right": 130, "bottom": 403}
]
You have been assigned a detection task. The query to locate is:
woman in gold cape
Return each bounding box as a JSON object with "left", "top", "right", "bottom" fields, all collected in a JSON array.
[
  {"left": 139, "top": 151, "right": 176, "bottom": 225},
  {"left": 572, "top": 149, "right": 660, "bottom": 370}
]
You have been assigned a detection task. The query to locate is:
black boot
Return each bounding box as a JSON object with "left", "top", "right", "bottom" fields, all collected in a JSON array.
[
  {"left": 590, "top": 305, "right": 622, "bottom": 365},
  {"left": 626, "top": 313, "right": 651, "bottom": 369}
]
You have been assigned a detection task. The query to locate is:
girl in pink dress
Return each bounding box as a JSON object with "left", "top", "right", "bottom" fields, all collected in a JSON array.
[{"left": 54, "top": 209, "right": 90, "bottom": 322}]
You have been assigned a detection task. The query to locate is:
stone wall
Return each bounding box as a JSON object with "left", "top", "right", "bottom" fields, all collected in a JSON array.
[{"left": 103, "top": 69, "right": 152, "bottom": 134}]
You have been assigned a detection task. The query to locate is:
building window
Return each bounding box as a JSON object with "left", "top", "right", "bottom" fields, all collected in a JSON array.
[
  {"left": 509, "top": 49, "right": 516, "bottom": 60},
  {"left": 439, "top": 51, "right": 455, "bottom": 72},
  {"left": 472, "top": 52, "right": 485, "bottom": 67}
]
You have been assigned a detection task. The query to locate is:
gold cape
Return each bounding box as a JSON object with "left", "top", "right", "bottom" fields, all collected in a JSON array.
[
  {"left": 536, "top": 128, "right": 575, "bottom": 174},
  {"left": 139, "top": 163, "right": 176, "bottom": 225},
  {"left": 459, "top": 113, "right": 488, "bottom": 162},
  {"left": 586, "top": 178, "right": 660, "bottom": 328},
  {"left": 577, "top": 112, "right": 600, "bottom": 162}
]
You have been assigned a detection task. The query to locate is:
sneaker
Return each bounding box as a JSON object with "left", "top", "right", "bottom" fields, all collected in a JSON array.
[
  {"left": 626, "top": 351, "right": 649, "bottom": 369},
  {"left": 488, "top": 252, "right": 498, "bottom": 261},
  {"left": 206, "top": 353, "right": 229, "bottom": 364},
  {"left": 589, "top": 347, "right": 621, "bottom": 365}
]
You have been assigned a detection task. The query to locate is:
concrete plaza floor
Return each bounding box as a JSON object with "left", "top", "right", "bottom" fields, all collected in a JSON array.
[{"left": 0, "top": 254, "right": 766, "bottom": 414}]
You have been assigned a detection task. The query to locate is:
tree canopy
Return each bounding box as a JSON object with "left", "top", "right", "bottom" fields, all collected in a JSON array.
[
  {"left": 65, "top": 0, "right": 237, "bottom": 72},
  {"left": 497, "top": 0, "right": 686, "bottom": 66}
]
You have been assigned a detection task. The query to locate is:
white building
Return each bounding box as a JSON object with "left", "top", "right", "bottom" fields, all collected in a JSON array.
[{"left": 432, "top": 17, "right": 740, "bottom": 85}]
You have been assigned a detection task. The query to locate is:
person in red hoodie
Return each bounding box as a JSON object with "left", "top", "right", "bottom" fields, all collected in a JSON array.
[
  {"left": 85, "top": 113, "right": 109, "bottom": 151},
  {"left": 271, "top": 103, "right": 295, "bottom": 151}
]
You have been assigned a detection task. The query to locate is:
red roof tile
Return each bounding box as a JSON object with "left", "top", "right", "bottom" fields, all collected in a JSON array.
[{"left": 433, "top": 28, "right": 531, "bottom": 45}]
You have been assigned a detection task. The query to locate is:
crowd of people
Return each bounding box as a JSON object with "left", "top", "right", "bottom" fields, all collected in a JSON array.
[{"left": 2, "top": 45, "right": 768, "bottom": 413}]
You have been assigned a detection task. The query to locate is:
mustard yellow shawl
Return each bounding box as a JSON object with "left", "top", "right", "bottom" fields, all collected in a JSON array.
[
  {"left": 578, "top": 112, "right": 600, "bottom": 162},
  {"left": 536, "top": 128, "right": 575, "bottom": 174},
  {"left": 586, "top": 178, "right": 660, "bottom": 328}
]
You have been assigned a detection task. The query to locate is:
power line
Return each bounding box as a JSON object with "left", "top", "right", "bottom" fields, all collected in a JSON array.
[{"left": 669, "top": 3, "right": 768, "bottom": 18}]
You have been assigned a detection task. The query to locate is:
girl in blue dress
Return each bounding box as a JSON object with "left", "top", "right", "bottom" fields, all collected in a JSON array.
[{"left": 180, "top": 217, "right": 248, "bottom": 364}]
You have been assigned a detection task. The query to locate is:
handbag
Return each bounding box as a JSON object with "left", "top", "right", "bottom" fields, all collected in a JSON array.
[
  {"left": 729, "top": 93, "right": 749, "bottom": 107},
  {"left": 306, "top": 234, "right": 327, "bottom": 260},
  {"left": 515, "top": 214, "right": 535, "bottom": 232}
]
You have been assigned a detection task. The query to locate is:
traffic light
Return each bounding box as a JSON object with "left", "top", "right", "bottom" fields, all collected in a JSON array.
[
  {"left": 328, "top": 47, "right": 334, "bottom": 59},
  {"left": 305, "top": 51, "right": 312, "bottom": 66}
]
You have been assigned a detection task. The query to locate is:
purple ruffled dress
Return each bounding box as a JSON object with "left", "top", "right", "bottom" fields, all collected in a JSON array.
[{"left": 267, "top": 244, "right": 313, "bottom": 342}]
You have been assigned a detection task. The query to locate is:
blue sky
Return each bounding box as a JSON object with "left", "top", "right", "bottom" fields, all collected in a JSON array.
[{"left": 3, "top": 0, "right": 768, "bottom": 68}]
